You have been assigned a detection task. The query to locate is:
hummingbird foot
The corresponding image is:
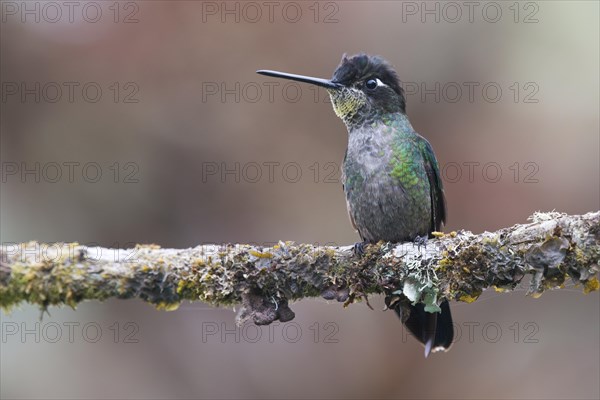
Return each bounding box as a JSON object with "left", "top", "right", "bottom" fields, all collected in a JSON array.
[
  {"left": 413, "top": 235, "right": 429, "bottom": 251},
  {"left": 321, "top": 285, "right": 350, "bottom": 302},
  {"left": 353, "top": 241, "right": 368, "bottom": 257}
]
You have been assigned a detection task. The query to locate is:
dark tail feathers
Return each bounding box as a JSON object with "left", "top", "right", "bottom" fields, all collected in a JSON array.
[{"left": 393, "top": 299, "right": 454, "bottom": 357}]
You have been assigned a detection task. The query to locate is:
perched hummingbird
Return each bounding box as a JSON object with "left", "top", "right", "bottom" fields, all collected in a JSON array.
[{"left": 257, "top": 54, "right": 453, "bottom": 356}]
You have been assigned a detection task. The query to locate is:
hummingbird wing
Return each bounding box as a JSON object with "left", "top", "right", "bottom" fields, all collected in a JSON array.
[
  {"left": 342, "top": 150, "right": 367, "bottom": 241},
  {"left": 418, "top": 135, "right": 447, "bottom": 232},
  {"left": 342, "top": 181, "right": 364, "bottom": 241}
]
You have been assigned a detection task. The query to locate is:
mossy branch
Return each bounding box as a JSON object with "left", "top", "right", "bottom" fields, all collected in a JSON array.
[{"left": 1, "top": 211, "right": 598, "bottom": 325}]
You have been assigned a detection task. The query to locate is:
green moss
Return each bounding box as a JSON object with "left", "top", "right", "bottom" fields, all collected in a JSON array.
[{"left": 2, "top": 225, "right": 597, "bottom": 318}]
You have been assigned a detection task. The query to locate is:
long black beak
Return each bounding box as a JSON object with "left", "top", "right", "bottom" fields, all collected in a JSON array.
[{"left": 256, "top": 70, "right": 342, "bottom": 90}]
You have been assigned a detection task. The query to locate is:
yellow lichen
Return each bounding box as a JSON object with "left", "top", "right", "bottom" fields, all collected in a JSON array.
[
  {"left": 459, "top": 294, "right": 479, "bottom": 303},
  {"left": 482, "top": 236, "right": 499, "bottom": 245},
  {"left": 155, "top": 302, "right": 181, "bottom": 311},
  {"left": 192, "top": 259, "right": 206, "bottom": 267},
  {"left": 583, "top": 277, "right": 599, "bottom": 294},
  {"left": 436, "top": 257, "right": 452, "bottom": 272},
  {"left": 249, "top": 250, "right": 273, "bottom": 259},
  {"left": 136, "top": 244, "right": 161, "bottom": 249}
]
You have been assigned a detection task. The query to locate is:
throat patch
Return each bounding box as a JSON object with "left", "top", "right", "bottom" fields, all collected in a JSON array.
[{"left": 328, "top": 88, "right": 366, "bottom": 123}]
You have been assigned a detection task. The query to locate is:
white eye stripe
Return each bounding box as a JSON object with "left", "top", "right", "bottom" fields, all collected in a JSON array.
[{"left": 364, "top": 78, "right": 386, "bottom": 90}]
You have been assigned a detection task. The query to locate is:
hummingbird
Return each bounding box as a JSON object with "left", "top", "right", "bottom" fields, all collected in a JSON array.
[{"left": 257, "top": 54, "right": 454, "bottom": 356}]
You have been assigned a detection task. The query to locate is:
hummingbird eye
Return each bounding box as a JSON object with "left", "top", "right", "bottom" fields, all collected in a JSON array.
[{"left": 365, "top": 79, "right": 378, "bottom": 90}]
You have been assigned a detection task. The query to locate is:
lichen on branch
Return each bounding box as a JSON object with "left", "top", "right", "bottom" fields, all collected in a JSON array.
[{"left": 1, "top": 211, "right": 598, "bottom": 325}]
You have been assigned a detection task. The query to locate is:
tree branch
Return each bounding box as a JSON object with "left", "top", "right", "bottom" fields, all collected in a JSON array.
[{"left": 1, "top": 211, "right": 598, "bottom": 325}]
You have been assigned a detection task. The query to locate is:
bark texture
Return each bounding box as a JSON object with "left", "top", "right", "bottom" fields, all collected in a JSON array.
[{"left": 1, "top": 211, "right": 598, "bottom": 325}]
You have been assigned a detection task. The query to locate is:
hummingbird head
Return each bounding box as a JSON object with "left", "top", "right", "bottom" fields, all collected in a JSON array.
[
  {"left": 328, "top": 54, "right": 406, "bottom": 124},
  {"left": 257, "top": 53, "right": 406, "bottom": 127}
]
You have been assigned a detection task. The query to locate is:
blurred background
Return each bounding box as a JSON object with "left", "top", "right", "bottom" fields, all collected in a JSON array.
[{"left": 1, "top": 1, "right": 598, "bottom": 399}]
